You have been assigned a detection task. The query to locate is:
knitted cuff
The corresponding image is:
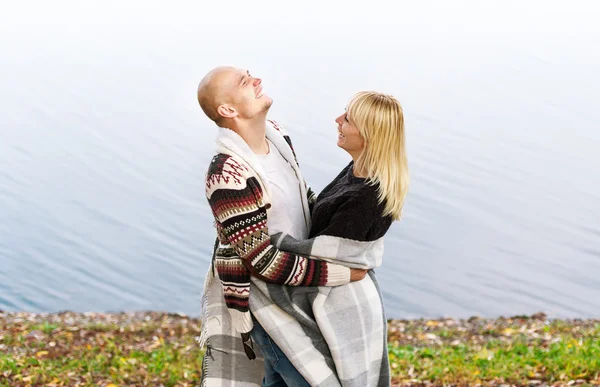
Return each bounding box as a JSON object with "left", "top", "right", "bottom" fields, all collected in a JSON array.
[{"left": 324, "top": 263, "right": 351, "bottom": 286}]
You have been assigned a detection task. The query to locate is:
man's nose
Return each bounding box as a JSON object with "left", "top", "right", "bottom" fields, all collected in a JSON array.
[{"left": 253, "top": 77, "right": 262, "bottom": 86}]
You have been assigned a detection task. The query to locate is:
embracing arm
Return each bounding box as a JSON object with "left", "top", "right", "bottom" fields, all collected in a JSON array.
[
  {"left": 271, "top": 195, "right": 386, "bottom": 272},
  {"left": 206, "top": 165, "right": 352, "bottom": 286}
]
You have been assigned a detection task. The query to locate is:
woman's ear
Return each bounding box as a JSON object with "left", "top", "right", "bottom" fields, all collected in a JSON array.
[{"left": 217, "top": 104, "right": 237, "bottom": 119}]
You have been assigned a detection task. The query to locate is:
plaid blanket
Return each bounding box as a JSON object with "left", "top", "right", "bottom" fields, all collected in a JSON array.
[
  {"left": 200, "top": 233, "right": 390, "bottom": 387},
  {"left": 199, "top": 120, "right": 390, "bottom": 386},
  {"left": 200, "top": 262, "right": 264, "bottom": 386},
  {"left": 252, "top": 233, "right": 390, "bottom": 387}
]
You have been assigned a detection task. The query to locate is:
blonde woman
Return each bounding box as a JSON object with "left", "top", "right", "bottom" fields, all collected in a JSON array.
[{"left": 248, "top": 91, "right": 409, "bottom": 387}]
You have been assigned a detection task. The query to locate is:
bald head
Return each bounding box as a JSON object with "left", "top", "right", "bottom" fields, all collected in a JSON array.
[
  {"left": 197, "top": 66, "right": 272, "bottom": 127},
  {"left": 197, "top": 66, "right": 238, "bottom": 124}
]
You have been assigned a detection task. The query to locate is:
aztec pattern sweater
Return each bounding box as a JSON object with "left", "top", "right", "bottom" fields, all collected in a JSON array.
[{"left": 204, "top": 120, "right": 351, "bottom": 334}]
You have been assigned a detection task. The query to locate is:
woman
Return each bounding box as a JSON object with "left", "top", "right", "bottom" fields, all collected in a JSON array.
[{"left": 249, "top": 91, "right": 409, "bottom": 387}]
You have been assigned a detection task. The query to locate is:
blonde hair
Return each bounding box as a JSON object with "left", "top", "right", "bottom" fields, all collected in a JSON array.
[{"left": 346, "top": 91, "right": 409, "bottom": 221}]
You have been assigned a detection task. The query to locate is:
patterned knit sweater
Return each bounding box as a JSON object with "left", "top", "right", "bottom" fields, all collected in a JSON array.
[{"left": 205, "top": 120, "right": 352, "bottom": 334}]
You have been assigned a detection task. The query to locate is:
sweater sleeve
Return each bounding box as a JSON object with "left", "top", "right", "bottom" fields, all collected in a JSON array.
[{"left": 206, "top": 159, "right": 351, "bottom": 287}]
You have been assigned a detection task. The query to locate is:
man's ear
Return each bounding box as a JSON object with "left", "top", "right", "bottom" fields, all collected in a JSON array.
[{"left": 217, "top": 104, "right": 237, "bottom": 119}]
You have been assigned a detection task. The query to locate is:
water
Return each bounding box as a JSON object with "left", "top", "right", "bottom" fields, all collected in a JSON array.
[{"left": 1, "top": 1, "right": 599, "bottom": 319}]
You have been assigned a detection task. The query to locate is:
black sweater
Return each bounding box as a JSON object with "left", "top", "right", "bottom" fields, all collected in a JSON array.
[{"left": 309, "top": 162, "right": 393, "bottom": 242}]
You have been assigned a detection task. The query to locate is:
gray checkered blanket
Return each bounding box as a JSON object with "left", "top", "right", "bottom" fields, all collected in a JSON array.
[{"left": 199, "top": 233, "right": 390, "bottom": 387}]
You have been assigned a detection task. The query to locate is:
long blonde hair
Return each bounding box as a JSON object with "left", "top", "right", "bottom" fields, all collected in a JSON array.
[{"left": 347, "top": 91, "right": 409, "bottom": 220}]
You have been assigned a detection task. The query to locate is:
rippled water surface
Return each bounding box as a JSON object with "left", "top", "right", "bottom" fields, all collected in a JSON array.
[{"left": 1, "top": 2, "right": 599, "bottom": 318}]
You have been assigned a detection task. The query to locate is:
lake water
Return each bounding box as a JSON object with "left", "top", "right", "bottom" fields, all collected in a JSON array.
[{"left": 1, "top": 1, "right": 599, "bottom": 319}]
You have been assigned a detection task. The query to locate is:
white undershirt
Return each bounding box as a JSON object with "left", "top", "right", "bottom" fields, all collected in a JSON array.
[{"left": 256, "top": 140, "right": 308, "bottom": 240}]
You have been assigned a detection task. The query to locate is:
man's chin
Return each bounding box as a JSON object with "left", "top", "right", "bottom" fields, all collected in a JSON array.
[{"left": 263, "top": 97, "right": 273, "bottom": 110}]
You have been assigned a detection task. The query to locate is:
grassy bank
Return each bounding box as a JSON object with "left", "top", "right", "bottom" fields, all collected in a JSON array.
[{"left": 1, "top": 311, "right": 598, "bottom": 386}]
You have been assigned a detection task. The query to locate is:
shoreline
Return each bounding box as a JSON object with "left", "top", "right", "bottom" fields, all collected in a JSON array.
[
  {"left": 1, "top": 311, "right": 599, "bottom": 386},
  {"left": 2, "top": 310, "right": 595, "bottom": 323}
]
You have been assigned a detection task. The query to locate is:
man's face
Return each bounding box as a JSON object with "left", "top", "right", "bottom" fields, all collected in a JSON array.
[{"left": 221, "top": 68, "right": 273, "bottom": 120}]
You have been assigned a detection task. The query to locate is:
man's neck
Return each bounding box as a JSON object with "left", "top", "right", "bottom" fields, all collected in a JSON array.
[{"left": 228, "top": 116, "right": 269, "bottom": 155}]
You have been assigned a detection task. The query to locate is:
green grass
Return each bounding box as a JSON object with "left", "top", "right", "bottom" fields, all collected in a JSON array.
[
  {"left": 2, "top": 312, "right": 599, "bottom": 386},
  {"left": 388, "top": 337, "right": 600, "bottom": 385},
  {"left": 0, "top": 337, "right": 204, "bottom": 386},
  {"left": 0, "top": 312, "right": 203, "bottom": 386},
  {"left": 29, "top": 322, "right": 59, "bottom": 335}
]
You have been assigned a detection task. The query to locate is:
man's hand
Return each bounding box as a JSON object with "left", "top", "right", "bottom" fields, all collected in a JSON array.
[{"left": 350, "top": 269, "right": 368, "bottom": 282}]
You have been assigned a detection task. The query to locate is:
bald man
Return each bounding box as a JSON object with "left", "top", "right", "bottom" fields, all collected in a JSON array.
[
  {"left": 198, "top": 66, "right": 273, "bottom": 154},
  {"left": 198, "top": 66, "right": 367, "bottom": 386},
  {"left": 198, "top": 67, "right": 270, "bottom": 125}
]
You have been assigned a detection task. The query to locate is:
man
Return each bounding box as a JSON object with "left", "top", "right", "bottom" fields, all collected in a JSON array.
[{"left": 197, "top": 66, "right": 366, "bottom": 386}]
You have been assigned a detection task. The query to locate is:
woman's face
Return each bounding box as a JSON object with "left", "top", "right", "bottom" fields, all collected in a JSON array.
[{"left": 335, "top": 111, "right": 365, "bottom": 157}]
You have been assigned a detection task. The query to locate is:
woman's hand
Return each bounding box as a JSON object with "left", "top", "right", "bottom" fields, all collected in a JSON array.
[{"left": 350, "top": 269, "right": 368, "bottom": 282}]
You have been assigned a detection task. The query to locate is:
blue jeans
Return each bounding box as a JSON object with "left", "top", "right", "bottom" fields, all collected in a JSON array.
[{"left": 250, "top": 316, "right": 310, "bottom": 387}]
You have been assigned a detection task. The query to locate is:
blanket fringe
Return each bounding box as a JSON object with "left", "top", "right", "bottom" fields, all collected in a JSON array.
[
  {"left": 198, "top": 267, "right": 213, "bottom": 349},
  {"left": 198, "top": 238, "right": 220, "bottom": 349}
]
